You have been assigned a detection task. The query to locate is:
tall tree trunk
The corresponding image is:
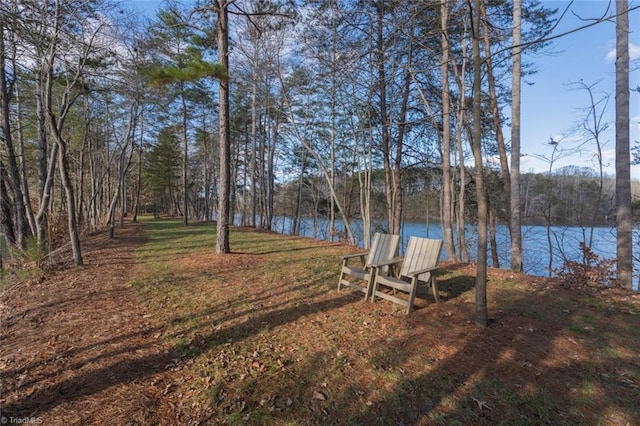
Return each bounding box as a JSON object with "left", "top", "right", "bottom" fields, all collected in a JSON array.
[
  {"left": 41, "top": 3, "right": 83, "bottom": 266},
  {"left": 0, "top": 23, "right": 28, "bottom": 248},
  {"left": 250, "top": 44, "right": 258, "bottom": 228},
  {"left": 489, "top": 200, "right": 499, "bottom": 268},
  {"left": 52, "top": 130, "right": 83, "bottom": 265},
  {"left": 357, "top": 132, "right": 373, "bottom": 248},
  {"left": 293, "top": 152, "right": 307, "bottom": 236},
  {"left": 108, "top": 105, "right": 138, "bottom": 238},
  {"left": 472, "top": 0, "right": 488, "bottom": 327},
  {"left": 328, "top": 80, "right": 336, "bottom": 238},
  {"left": 376, "top": 2, "right": 392, "bottom": 234},
  {"left": 35, "top": 142, "right": 58, "bottom": 246},
  {"left": 15, "top": 80, "right": 36, "bottom": 236},
  {"left": 36, "top": 72, "right": 49, "bottom": 198},
  {"left": 451, "top": 18, "right": 470, "bottom": 263},
  {"left": 76, "top": 100, "right": 88, "bottom": 232},
  {"left": 510, "top": 0, "right": 523, "bottom": 272},
  {"left": 543, "top": 144, "right": 560, "bottom": 277},
  {"left": 615, "top": 0, "right": 632, "bottom": 289},
  {"left": 375, "top": 1, "right": 400, "bottom": 235},
  {"left": 216, "top": 0, "right": 231, "bottom": 254},
  {"left": 265, "top": 119, "right": 277, "bottom": 230},
  {"left": 132, "top": 111, "right": 144, "bottom": 223},
  {"left": 199, "top": 109, "right": 212, "bottom": 221},
  {"left": 440, "top": 0, "right": 456, "bottom": 260},
  {"left": 479, "top": 1, "right": 511, "bottom": 209},
  {"left": 0, "top": 161, "right": 17, "bottom": 247},
  {"left": 393, "top": 51, "right": 412, "bottom": 236},
  {"left": 259, "top": 110, "right": 268, "bottom": 229},
  {"left": 239, "top": 125, "right": 248, "bottom": 225},
  {"left": 181, "top": 89, "right": 189, "bottom": 227}
]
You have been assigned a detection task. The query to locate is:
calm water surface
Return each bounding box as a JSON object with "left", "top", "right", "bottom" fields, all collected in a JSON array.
[{"left": 270, "top": 216, "right": 638, "bottom": 287}]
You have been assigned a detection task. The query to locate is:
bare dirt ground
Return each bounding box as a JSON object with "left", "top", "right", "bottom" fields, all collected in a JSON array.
[{"left": 1, "top": 221, "right": 639, "bottom": 425}]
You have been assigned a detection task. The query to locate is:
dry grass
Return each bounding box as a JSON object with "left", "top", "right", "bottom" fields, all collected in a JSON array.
[{"left": 1, "top": 217, "right": 639, "bottom": 425}]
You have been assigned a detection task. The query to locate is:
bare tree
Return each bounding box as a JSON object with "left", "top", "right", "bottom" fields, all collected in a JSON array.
[
  {"left": 479, "top": 0, "right": 511, "bottom": 217},
  {"left": 372, "top": 1, "right": 411, "bottom": 236},
  {"left": 570, "top": 81, "right": 610, "bottom": 249},
  {"left": 40, "top": 1, "right": 116, "bottom": 265},
  {"left": 440, "top": 0, "right": 456, "bottom": 260},
  {"left": 106, "top": 102, "right": 139, "bottom": 239},
  {"left": 532, "top": 138, "right": 575, "bottom": 276},
  {"left": 0, "top": 21, "right": 29, "bottom": 249},
  {"left": 449, "top": 12, "right": 471, "bottom": 263}
]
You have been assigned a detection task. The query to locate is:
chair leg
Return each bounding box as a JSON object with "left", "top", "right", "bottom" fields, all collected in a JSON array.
[
  {"left": 364, "top": 274, "right": 374, "bottom": 301},
  {"left": 406, "top": 277, "right": 418, "bottom": 314},
  {"left": 432, "top": 277, "right": 440, "bottom": 303},
  {"left": 370, "top": 277, "right": 378, "bottom": 302}
]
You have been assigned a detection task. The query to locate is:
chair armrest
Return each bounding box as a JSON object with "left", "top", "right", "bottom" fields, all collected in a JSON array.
[
  {"left": 340, "top": 252, "right": 368, "bottom": 260},
  {"left": 370, "top": 257, "right": 403, "bottom": 268},
  {"left": 407, "top": 265, "right": 440, "bottom": 277}
]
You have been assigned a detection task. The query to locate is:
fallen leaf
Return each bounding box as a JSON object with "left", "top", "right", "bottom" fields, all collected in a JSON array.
[
  {"left": 163, "top": 383, "right": 175, "bottom": 395},
  {"left": 471, "top": 397, "right": 491, "bottom": 411},
  {"left": 313, "top": 390, "right": 326, "bottom": 401},
  {"left": 17, "top": 374, "right": 27, "bottom": 388}
]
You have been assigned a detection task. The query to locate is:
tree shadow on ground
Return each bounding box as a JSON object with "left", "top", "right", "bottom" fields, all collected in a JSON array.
[
  {"left": 1, "top": 287, "right": 358, "bottom": 421},
  {"left": 304, "top": 286, "right": 640, "bottom": 425},
  {"left": 4, "top": 221, "right": 637, "bottom": 425}
]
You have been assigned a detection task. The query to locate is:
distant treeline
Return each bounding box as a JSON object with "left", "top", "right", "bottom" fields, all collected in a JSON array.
[{"left": 274, "top": 165, "right": 640, "bottom": 227}]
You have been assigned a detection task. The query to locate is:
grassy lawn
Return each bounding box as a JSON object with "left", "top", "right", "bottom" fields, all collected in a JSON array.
[{"left": 125, "top": 217, "right": 640, "bottom": 425}]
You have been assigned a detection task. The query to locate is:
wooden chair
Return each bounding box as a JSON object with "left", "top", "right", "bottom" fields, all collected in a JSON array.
[
  {"left": 370, "top": 236, "right": 443, "bottom": 313},
  {"left": 337, "top": 233, "right": 400, "bottom": 300}
]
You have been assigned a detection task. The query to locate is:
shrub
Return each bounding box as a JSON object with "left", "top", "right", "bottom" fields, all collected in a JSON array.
[{"left": 554, "top": 242, "right": 616, "bottom": 288}]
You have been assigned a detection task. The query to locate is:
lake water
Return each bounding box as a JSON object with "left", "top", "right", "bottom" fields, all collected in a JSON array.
[{"left": 269, "top": 216, "right": 639, "bottom": 288}]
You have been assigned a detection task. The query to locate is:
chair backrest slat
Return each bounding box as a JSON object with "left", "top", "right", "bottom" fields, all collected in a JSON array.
[
  {"left": 367, "top": 233, "right": 400, "bottom": 266},
  {"left": 400, "top": 237, "right": 443, "bottom": 281}
]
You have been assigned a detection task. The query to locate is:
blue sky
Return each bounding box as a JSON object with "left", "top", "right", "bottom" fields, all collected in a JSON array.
[
  {"left": 128, "top": 0, "right": 639, "bottom": 178},
  {"left": 518, "top": 0, "right": 640, "bottom": 177}
]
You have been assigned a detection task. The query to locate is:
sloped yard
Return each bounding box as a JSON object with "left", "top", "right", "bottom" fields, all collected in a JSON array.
[{"left": 1, "top": 218, "right": 639, "bottom": 425}]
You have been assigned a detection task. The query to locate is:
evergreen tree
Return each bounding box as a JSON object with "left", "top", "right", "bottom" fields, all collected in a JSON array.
[{"left": 144, "top": 126, "right": 182, "bottom": 216}]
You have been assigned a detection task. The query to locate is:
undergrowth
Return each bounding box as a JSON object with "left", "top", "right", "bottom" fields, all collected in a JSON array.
[{"left": 553, "top": 242, "right": 616, "bottom": 288}]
